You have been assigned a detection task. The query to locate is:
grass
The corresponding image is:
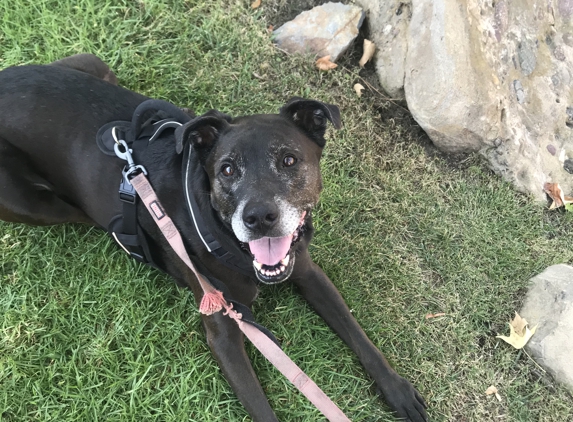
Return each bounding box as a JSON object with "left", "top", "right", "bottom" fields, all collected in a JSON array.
[{"left": 1, "top": 0, "right": 573, "bottom": 421}]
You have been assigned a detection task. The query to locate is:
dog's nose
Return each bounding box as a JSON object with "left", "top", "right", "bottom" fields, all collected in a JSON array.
[{"left": 243, "top": 202, "right": 279, "bottom": 232}]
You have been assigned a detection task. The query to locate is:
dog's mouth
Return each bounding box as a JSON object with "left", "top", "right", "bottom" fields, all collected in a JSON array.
[{"left": 244, "top": 212, "right": 306, "bottom": 284}]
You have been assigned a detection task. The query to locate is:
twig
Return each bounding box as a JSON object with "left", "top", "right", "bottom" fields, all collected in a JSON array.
[
  {"left": 523, "top": 349, "right": 546, "bottom": 374},
  {"left": 272, "top": 45, "right": 292, "bottom": 56}
]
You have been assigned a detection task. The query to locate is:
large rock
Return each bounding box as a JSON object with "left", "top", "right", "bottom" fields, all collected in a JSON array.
[
  {"left": 404, "top": 0, "right": 502, "bottom": 154},
  {"left": 520, "top": 264, "right": 573, "bottom": 392},
  {"left": 353, "top": 1, "right": 410, "bottom": 99},
  {"left": 356, "top": 0, "right": 573, "bottom": 200},
  {"left": 273, "top": 2, "right": 365, "bottom": 61}
]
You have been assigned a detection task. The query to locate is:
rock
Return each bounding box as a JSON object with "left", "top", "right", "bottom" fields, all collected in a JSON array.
[
  {"left": 404, "top": 0, "right": 501, "bottom": 154},
  {"left": 273, "top": 2, "right": 365, "bottom": 62},
  {"left": 354, "top": 0, "right": 410, "bottom": 99},
  {"left": 520, "top": 264, "right": 573, "bottom": 392},
  {"left": 547, "top": 144, "right": 557, "bottom": 155},
  {"left": 513, "top": 80, "right": 526, "bottom": 104},
  {"left": 517, "top": 40, "right": 537, "bottom": 77},
  {"left": 357, "top": 0, "right": 573, "bottom": 201}
]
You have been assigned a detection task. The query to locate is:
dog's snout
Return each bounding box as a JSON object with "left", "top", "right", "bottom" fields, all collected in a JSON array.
[{"left": 243, "top": 202, "right": 279, "bottom": 232}]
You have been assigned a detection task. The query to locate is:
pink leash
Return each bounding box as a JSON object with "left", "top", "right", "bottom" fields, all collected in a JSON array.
[{"left": 130, "top": 173, "right": 351, "bottom": 422}]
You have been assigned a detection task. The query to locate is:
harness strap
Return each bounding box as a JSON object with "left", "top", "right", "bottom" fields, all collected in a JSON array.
[
  {"left": 129, "top": 172, "right": 350, "bottom": 422},
  {"left": 104, "top": 116, "right": 184, "bottom": 268},
  {"left": 130, "top": 173, "right": 217, "bottom": 300},
  {"left": 99, "top": 102, "right": 253, "bottom": 276},
  {"left": 182, "top": 144, "right": 254, "bottom": 277}
]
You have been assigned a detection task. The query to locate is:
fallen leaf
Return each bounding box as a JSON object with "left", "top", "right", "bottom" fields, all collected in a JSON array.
[
  {"left": 496, "top": 312, "right": 537, "bottom": 349},
  {"left": 359, "top": 39, "right": 376, "bottom": 67},
  {"left": 485, "top": 385, "right": 502, "bottom": 401},
  {"left": 251, "top": 0, "right": 261, "bottom": 9},
  {"left": 543, "top": 182, "right": 573, "bottom": 209},
  {"left": 425, "top": 312, "right": 446, "bottom": 319},
  {"left": 353, "top": 83, "right": 365, "bottom": 97},
  {"left": 509, "top": 312, "right": 527, "bottom": 336},
  {"left": 315, "top": 55, "right": 337, "bottom": 71}
]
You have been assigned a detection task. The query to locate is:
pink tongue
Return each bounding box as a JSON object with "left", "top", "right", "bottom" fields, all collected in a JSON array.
[{"left": 249, "top": 235, "right": 293, "bottom": 266}]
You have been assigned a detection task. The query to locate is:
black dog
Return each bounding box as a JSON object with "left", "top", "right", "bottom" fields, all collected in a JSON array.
[{"left": 0, "top": 54, "right": 427, "bottom": 421}]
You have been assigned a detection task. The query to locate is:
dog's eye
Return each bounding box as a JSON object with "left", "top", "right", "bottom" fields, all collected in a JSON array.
[
  {"left": 221, "top": 164, "right": 234, "bottom": 176},
  {"left": 283, "top": 155, "right": 297, "bottom": 167}
]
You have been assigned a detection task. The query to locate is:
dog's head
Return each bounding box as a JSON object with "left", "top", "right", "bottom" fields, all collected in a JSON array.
[{"left": 175, "top": 98, "right": 341, "bottom": 284}]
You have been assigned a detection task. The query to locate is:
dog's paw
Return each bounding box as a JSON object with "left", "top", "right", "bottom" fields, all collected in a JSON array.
[{"left": 377, "top": 375, "right": 428, "bottom": 422}]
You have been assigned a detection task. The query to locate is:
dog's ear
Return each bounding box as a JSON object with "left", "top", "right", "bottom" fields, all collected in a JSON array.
[
  {"left": 279, "top": 97, "right": 342, "bottom": 147},
  {"left": 174, "top": 110, "right": 232, "bottom": 154}
]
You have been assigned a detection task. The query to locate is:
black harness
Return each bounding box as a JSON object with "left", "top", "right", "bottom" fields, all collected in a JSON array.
[
  {"left": 181, "top": 143, "right": 254, "bottom": 276},
  {"left": 96, "top": 99, "right": 253, "bottom": 276}
]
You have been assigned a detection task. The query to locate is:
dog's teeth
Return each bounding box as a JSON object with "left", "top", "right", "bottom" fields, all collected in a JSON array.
[
  {"left": 280, "top": 265, "right": 286, "bottom": 272},
  {"left": 280, "top": 255, "right": 290, "bottom": 266},
  {"left": 253, "top": 260, "right": 263, "bottom": 270}
]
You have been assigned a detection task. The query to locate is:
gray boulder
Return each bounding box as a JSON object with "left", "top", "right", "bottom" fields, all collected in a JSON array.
[
  {"left": 273, "top": 2, "right": 365, "bottom": 62},
  {"left": 520, "top": 264, "right": 573, "bottom": 392},
  {"left": 356, "top": 0, "right": 573, "bottom": 201},
  {"left": 353, "top": 0, "right": 410, "bottom": 99}
]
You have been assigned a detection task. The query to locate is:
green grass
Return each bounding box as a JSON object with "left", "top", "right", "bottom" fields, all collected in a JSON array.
[{"left": 1, "top": 0, "right": 573, "bottom": 421}]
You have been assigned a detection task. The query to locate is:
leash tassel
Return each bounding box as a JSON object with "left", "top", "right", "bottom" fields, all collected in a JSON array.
[{"left": 199, "top": 289, "right": 226, "bottom": 315}]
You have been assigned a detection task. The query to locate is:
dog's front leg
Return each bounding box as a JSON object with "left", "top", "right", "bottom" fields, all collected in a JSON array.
[
  {"left": 158, "top": 253, "right": 278, "bottom": 421},
  {"left": 291, "top": 252, "right": 427, "bottom": 422},
  {"left": 201, "top": 311, "right": 280, "bottom": 422}
]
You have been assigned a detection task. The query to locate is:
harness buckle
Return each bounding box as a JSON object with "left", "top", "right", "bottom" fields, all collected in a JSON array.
[{"left": 119, "top": 167, "right": 137, "bottom": 203}]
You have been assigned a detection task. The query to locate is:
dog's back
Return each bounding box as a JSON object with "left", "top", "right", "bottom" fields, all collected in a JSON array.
[
  {"left": 0, "top": 64, "right": 145, "bottom": 152},
  {"left": 0, "top": 64, "right": 146, "bottom": 226}
]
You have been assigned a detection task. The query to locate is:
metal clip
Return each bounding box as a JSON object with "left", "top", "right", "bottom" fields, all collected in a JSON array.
[{"left": 114, "top": 138, "right": 147, "bottom": 181}]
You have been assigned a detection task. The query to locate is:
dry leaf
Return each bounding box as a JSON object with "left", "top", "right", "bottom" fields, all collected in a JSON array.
[
  {"left": 485, "top": 385, "right": 502, "bottom": 401},
  {"left": 251, "top": 0, "right": 261, "bottom": 9},
  {"left": 509, "top": 311, "right": 528, "bottom": 336},
  {"left": 359, "top": 39, "right": 376, "bottom": 67},
  {"left": 425, "top": 312, "right": 446, "bottom": 319},
  {"left": 316, "top": 55, "right": 337, "bottom": 71},
  {"left": 543, "top": 182, "right": 573, "bottom": 209},
  {"left": 496, "top": 312, "right": 538, "bottom": 349},
  {"left": 353, "top": 83, "right": 365, "bottom": 97}
]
